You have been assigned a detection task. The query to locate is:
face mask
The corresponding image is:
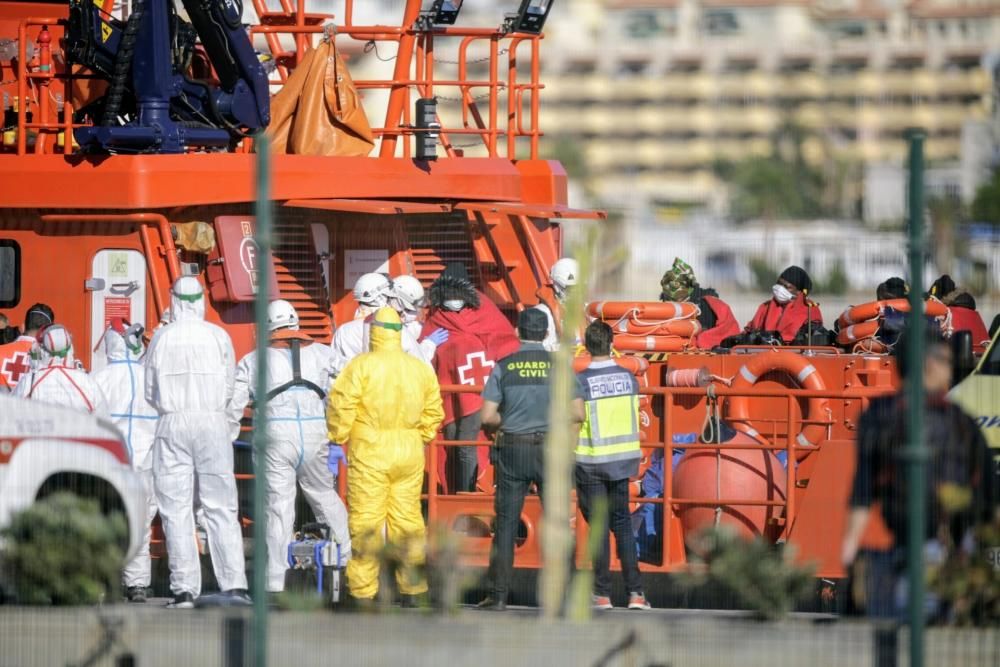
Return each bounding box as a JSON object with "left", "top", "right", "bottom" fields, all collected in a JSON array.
[
  {"left": 443, "top": 299, "right": 464, "bottom": 312},
  {"left": 772, "top": 283, "right": 794, "bottom": 304},
  {"left": 401, "top": 309, "right": 419, "bottom": 324}
]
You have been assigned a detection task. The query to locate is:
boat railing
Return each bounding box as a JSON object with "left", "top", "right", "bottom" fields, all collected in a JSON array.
[{"left": 6, "top": 1, "right": 543, "bottom": 159}]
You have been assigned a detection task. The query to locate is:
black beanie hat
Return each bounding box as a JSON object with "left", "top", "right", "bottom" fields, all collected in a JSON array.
[
  {"left": 779, "top": 265, "right": 812, "bottom": 293},
  {"left": 877, "top": 277, "right": 909, "bottom": 300},
  {"left": 517, "top": 308, "right": 548, "bottom": 341},
  {"left": 929, "top": 274, "right": 956, "bottom": 299}
]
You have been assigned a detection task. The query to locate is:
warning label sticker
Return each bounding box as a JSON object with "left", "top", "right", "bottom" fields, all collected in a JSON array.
[{"left": 104, "top": 297, "right": 131, "bottom": 327}]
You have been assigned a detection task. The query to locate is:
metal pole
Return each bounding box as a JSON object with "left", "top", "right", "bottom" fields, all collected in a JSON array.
[
  {"left": 905, "top": 128, "right": 927, "bottom": 667},
  {"left": 252, "top": 134, "right": 272, "bottom": 667}
]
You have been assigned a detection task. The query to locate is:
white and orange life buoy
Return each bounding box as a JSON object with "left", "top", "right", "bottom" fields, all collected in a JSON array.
[
  {"left": 613, "top": 334, "right": 690, "bottom": 352},
  {"left": 726, "top": 351, "right": 831, "bottom": 450},
  {"left": 835, "top": 319, "right": 881, "bottom": 346},
  {"left": 837, "top": 298, "right": 948, "bottom": 328},
  {"left": 611, "top": 318, "right": 702, "bottom": 338},
  {"left": 587, "top": 301, "right": 699, "bottom": 322}
]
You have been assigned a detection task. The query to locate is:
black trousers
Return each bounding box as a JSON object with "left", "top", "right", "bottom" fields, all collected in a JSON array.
[
  {"left": 445, "top": 412, "right": 481, "bottom": 493},
  {"left": 486, "top": 440, "right": 544, "bottom": 602},
  {"left": 575, "top": 470, "right": 643, "bottom": 597}
]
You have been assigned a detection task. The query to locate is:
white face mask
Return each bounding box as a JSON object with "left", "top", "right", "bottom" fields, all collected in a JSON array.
[
  {"left": 401, "top": 309, "right": 419, "bottom": 324},
  {"left": 772, "top": 283, "right": 794, "bottom": 304},
  {"left": 443, "top": 299, "right": 465, "bottom": 312}
]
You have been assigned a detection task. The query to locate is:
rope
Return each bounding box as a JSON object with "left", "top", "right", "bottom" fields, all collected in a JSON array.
[{"left": 363, "top": 40, "right": 397, "bottom": 61}]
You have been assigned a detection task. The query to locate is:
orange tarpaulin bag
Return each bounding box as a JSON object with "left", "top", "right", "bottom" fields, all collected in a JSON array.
[{"left": 266, "top": 35, "right": 375, "bottom": 156}]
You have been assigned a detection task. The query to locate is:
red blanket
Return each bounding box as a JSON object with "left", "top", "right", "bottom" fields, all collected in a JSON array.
[
  {"left": 696, "top": 295, "right": 741, "bottom": 349},
  {"left": 421, "top": 293, "right": 519, "bottom": 425},
  {"left": 746, "top": 293, "right": 823, "bottom": 343},
  {"left": 950, "top": 306, "right": 990, "bottom": 353}
]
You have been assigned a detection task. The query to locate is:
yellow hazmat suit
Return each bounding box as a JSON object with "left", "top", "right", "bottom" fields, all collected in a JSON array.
[{"left": 327, "top": 307, "right": 444, "bottom": 600}]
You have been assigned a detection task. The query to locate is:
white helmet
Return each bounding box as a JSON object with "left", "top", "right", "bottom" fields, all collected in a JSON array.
[
  {"left": 267, "top": 299, "right": 299, "bottom": 332},
  {"left": 390, "top": 275, "right": 427, "bottom": 312},
  {"left": 353, "top": 272, "right": 391, "bottom": 307},
  {"left": 550, "top": 257, "right": 579, "bottom": 299}
]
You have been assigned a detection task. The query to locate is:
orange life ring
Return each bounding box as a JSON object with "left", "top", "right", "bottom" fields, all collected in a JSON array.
[
  {"left": 726, "top": 351, "right": 831, "bottom": 449},
  {"left": 838, "top": 299, "right": 948, "bottom": 328},
  {"left": 572, "top": 354, "right": 650, "bottom": 376},
  {"left": 586, "top": 301, "right": 700, "bottom": 321},
  {"left": 836, "top": 319, "right": 881, "bottom": 346},
  {"left": 612, "top": 318, "right": 702, "bottom": 337},
  {"left": 613, "top": 334, "right": 690, "bottom": 352}
]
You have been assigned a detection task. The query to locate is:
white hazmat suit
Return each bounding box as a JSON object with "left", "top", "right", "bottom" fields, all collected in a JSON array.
[
  {"left": 230, "top": 327, "right": 351, "bottom": 592},
  {"left": 93, "top": 322, "right": 159, "bottom": 592},
  {"left": 14, "top": 325, "right": 106, "bottom": 414},
  {"left": 145, "top": 277, "right": 247, "bottom": 598},
  {"left": 328, "top": 316, "right": 430, "bottom": 378}
]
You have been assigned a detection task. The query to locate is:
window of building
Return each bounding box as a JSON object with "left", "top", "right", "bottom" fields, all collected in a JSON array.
[
  {"left": 704, "top": 10, "right": 740, "bottom": 35},
  {"left": 0, "top": 240, "right": 20, "bottom": 308}
]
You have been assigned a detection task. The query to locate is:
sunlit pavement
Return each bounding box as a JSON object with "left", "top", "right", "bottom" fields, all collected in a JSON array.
[{"left": 2, "top": 603, "right": 998, "bottom": 667}]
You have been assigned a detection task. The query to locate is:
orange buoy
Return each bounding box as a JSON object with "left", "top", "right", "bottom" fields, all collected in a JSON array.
[
  {"left": 586, "top": 301, "right": 699, "bottom": 321},
  {"left": 726, "top": 351, "right": 831, "bottom": 449},
  {"left": 672, "top": 437, "right": 787, "bottom": 547},
  {"left": 612, "top": 318, "right": 702, "bottom": 337},
  {"left": 571, "top": 354, "right": 650, "bottom": 376},
  {"left": 836, "top": 319, "right": 881, "bottom": 346},
  {"left": 613, "top": 334, "right": 690, "bottom": 352},
  {"left": 838, "top": 298, "right": 948, "bottom": 328}
]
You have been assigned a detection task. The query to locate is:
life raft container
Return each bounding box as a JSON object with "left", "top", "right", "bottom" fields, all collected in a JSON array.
[
  {"left": 835, "top": 319, "right": 881, "bottom": 346},
  {"left": 613, "top": 334, "right": 690, "bottom": 352},
  {"left": 837, "top": 298, "right": 948, "bottom": 328},
  {"left": 726, "top": 351, "right": 831, "bottom": 450},
  {"left": 587, "top": 301, "right": 699, "bottom": 321},
  {"left": 611, "top": 318, "right": 702, "bottom": 337}
]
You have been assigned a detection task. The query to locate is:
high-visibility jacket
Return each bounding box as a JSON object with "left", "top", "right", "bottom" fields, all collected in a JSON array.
[{"left": 575, "top": 359, "right": 641, "bottom": 480}]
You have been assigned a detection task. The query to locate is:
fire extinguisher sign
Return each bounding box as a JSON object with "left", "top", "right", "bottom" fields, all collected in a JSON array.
[{"left": 212, "top": 216, "right": 278, "bottom": 302}]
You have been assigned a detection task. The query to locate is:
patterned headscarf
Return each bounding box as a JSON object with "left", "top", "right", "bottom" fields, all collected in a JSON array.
[{"left": 659, "top": 257, "right": 698, "bottom": 302}]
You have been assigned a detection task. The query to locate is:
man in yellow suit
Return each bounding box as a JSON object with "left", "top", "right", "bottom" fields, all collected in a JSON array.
[{"left": 327, "top": 307, "right": 444, "bottom": 606}]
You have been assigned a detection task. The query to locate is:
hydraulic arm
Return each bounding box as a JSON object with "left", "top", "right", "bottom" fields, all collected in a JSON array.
[{"left": 66, "top": 0, "right": 270, "bottom": 153}]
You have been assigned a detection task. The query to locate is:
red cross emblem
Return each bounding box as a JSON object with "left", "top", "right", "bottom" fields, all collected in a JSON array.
[
  {"left": 1, "top": 352, "right": 30, "bottom": 386},
  {"left": 457, "top": 351, "right": 494, "bottom": 386}
]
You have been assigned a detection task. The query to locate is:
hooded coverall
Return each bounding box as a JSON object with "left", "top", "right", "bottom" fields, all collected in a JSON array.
[
  {"left": 327, "top": 307, "right": 444, "bottom": 600},
  {"left": 231, "top": 333, "right": 350, "bottom": 592},
  {"left": 14, "top": 327, "right": 106, "bottom": 415},
  {"left": 93, "top": 325, "right": 160, "bottom": 589},
  {"left": 145, "top": 279, "right": 248, "bottom": 596}
]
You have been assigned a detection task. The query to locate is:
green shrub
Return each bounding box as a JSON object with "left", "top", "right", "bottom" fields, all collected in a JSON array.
[
  {"left": 0, "top": 492, "right": 126, "bottom": 605},
  {"left": 683, "top": 527, "right": 816, "bottom": 620}
]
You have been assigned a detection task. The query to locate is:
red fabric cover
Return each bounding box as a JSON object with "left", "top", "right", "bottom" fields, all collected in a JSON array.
[
  {"left": 0, "top": 338, "right": 34, "bottom": 391},
  {"left": 421, "top": 292, "right": 519, "bottom": 426},
  {"left": 696, "top": 295, "right": 741, "bottom": 349},
  {"left": 949, "top": 306, "right": 990, "bottom": 353},
  {"left": 745, "top": 293, "right": 824, "bottom": 343}
]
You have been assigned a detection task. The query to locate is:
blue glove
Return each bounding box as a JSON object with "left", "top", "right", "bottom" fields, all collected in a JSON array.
[
  {"left": 426, "top": 328, "right": 449, "bottom": 346},
  {"left": 327, "top": 444, "right": 346, "bottom": 475}
]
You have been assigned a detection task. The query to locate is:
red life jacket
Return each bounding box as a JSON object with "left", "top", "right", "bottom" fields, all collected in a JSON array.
[
  {"left": 746, "top": 293, "right": 824, "bottom": 343},
  {"left": 949, "top": 306, "right": 990, "bottom": 354},
  {"left": 695, "top": 295, "right": 741, "bottom": 349}
]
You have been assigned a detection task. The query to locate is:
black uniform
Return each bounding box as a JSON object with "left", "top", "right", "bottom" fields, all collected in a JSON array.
[{"left": 481, "top": 342, "right": 554, "bottom": 603}]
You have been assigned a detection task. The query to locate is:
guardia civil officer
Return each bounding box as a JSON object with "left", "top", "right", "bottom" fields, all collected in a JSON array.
[{"left": 476, "top": 308, "right": 584, "bottom": 611}]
